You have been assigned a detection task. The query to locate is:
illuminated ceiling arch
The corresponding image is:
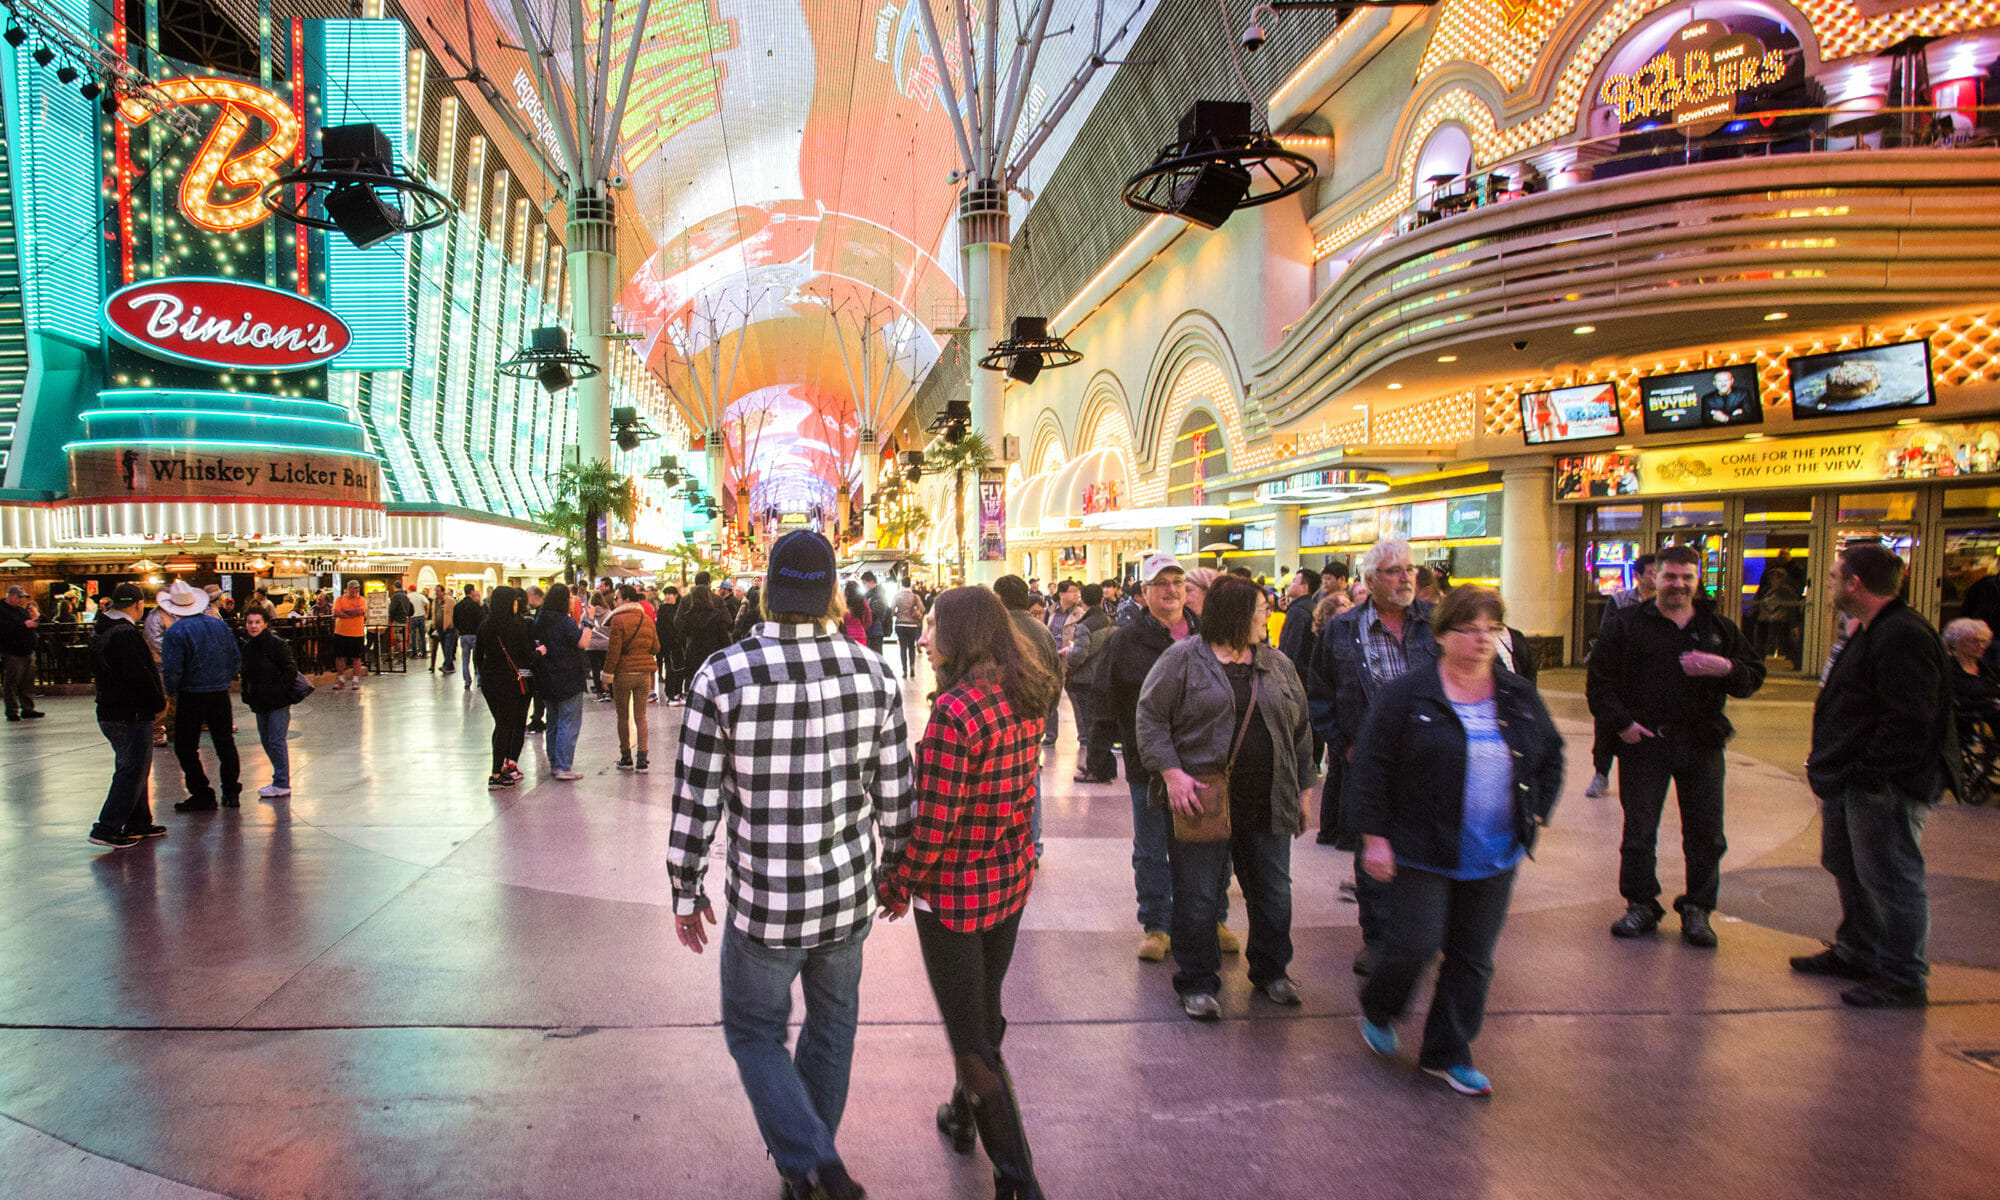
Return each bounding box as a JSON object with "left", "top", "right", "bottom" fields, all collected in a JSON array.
[{"left": 427, "top": 0, "right": 1157, "bottom": 504}]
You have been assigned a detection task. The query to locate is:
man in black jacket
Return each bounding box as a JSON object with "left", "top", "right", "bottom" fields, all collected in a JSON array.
[
  {"left": 452, "top": 584, "right": 484, "bottom": 691},
  {"left": 1792, "top": 543, "right": 1961, "bottom": 1008},
  {"left": 1586, "top": 544, "right": 1764, "bottom": 947},
  {"left": 1096, "top": 554, "right": 1234, "bottom": 962},
  {"left": 1, "top": 584, "right": 43, "bottom": 720},
  {"left": 1062, "top": 584, "right": 1115, "bottom": 783},
  {"left": 89, "top": 584, "right": 167, "bottom": 848}
]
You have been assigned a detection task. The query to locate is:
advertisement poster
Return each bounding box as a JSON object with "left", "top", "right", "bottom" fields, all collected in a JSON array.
[
  {"left": 978, "top": 468, "right": 1007, "bottom": 562},
  {"left": 1789, "top": 340, "right": 1935, "bottom": 418},
  {"left": 1555, "top": 422, "right": 2000, "bottom": 501},
  {"left": 1640, "top": 367, "right": 1763, "bottom": 432},
  {"left": 1521, "top": 382, "right": 1623, "bottom": 444}
]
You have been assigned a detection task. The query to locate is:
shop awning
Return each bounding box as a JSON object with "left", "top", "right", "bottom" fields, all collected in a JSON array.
[{"left": 1040, "top": 448, "right": 1132, "bottom": 536}]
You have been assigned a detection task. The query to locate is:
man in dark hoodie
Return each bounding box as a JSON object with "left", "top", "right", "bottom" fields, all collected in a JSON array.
[
  {"left": 1096, "top": 554, "right": 1233, "bottom": 963},
  {"left": 452, "top": 584, "right": 485, "bottom": 691},
  {"left": 88, "top": 584, "right": 167, "bottom": 848}
]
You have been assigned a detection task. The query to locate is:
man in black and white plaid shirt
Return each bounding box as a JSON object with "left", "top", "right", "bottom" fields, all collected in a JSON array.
[{"left": 667, "top": 530, "right": 912, "bottom": 1200}]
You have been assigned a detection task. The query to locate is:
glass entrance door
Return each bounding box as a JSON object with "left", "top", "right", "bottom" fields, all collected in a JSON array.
[
  {"left": 1741, "top": 530, "right": 1812, "bottom": 671},
  {"left": 1580, "top": 504, "right": 1645, "bottom": 652}
]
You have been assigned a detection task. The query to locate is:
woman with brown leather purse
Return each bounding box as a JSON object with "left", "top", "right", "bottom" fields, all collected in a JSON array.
[{"left": 1135, "top": 574, "right": 1317, "bottom": 1021}]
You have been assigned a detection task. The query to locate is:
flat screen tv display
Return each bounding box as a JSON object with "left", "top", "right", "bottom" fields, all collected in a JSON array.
[
  {"left": 1640, "top": 366, "right": 1764, "bottom": 433},
  {"left": 1521, "top": 382, "right": 1622, "bottom": 445},
  {"left": 1788, "top": 340, "right": 1935, "bottom": 418}
]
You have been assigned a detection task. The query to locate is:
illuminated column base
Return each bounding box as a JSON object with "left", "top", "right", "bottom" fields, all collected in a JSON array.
[
  {"left": 1274, "top": 505, "right": 1302, "bottom": 575},
  {"left": 859, "top": 438, "right": 881, "bottom": 548}
]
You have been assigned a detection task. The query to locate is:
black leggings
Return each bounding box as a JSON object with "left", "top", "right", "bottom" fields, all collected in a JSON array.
[
  {"left": 915, "top": 906, "right": 1022, "bottom": 1059},
  {"left": 484, "top": 687, "right": 530, "bottom": 774},
  {"left": 896, "top": 624, "right": 921, "bottom": 673}
]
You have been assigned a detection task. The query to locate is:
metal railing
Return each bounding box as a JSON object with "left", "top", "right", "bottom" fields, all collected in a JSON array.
[{"left": 25, "top": 615, "right": 410, "bottom": 690}]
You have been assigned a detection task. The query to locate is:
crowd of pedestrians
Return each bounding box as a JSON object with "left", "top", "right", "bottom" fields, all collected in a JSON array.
[{"left": 13, "top": 521, "right": 1976, "bottom": 1198}]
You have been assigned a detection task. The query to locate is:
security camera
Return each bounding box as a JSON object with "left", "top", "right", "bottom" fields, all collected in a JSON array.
[
  {"left": 607, "top": 174, "right": 630, "bottom": 191},
  {"left": 1512, "top": 340, "right": 1529, "bottom": 351},
  {"left": 1242, "top": 20, "right": 1266, "bottom": 52}
]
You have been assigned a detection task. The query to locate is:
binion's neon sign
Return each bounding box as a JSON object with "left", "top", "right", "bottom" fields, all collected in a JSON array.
[
  {"left": 119, "top": 77, "right": 302, "bottom": 233},
  {"left": 1598, "top": 19, "right": 1788, "bottom": 135}
]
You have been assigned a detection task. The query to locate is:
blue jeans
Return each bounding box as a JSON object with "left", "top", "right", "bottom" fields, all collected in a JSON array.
[
  {"left": 1167, "top": 816, "right": 1292, "bottom": 997},
  {"left": 457, "top": 635, "right": 476, "bottom": 688},
  {"left": 1362, "top": 865, "right": 1516, "bottom": 1070},
  {"left": 1821, "top": 785, "right": 1933, "bottom": 990},
  {"left": 719, "top": 922, "right": 867, "bottom": 1181},
  {"left": 255, "top": 707, "right": 291, "bottom": 788},
  {"left": 545, "top": 693, "right": 583, "bottom": 771},
  {"left": 1127, "top": 774, "right": 1228, "bottom": 934},
  {"left": 1129, "top": 775, "right": 1173, "bottom": 933},
  {"left": 94, "top": 719, "right": 155, "bottom": 836},
  {"left": 441, "top": 628, "right": 459, "bottom": 669}
]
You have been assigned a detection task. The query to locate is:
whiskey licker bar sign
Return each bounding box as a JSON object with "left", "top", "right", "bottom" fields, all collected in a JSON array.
[
  {"left": 69, "top": 446, "right": 380, "bottom": 504},
  {"left": 103, "top": 277, "right": 352, "bottom": 370}
]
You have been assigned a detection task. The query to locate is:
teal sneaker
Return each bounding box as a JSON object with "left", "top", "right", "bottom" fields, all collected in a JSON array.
[
  {"left": 1424, "top": 1064, "right": 1493, "bottom": 1095},
  {"left": 1359, "top": 1016, "right": 1399, "bottom": 1057}
]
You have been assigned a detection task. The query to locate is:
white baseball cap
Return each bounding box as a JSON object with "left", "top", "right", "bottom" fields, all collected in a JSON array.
[{"left": 1141, "top": 553, "right": 1185, "bottom": 584}]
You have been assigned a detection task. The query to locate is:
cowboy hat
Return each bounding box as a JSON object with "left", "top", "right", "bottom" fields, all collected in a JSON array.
[{"left": 157, "top": 579, "right": 208, "bottom": 617}]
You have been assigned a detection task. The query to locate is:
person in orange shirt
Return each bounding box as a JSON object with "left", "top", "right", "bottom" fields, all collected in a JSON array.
[{"left": 332, "top": 579, "right": 369, "bottom": 690}]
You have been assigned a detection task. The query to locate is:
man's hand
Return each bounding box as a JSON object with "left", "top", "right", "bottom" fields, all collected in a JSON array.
[
  {"left": 1362, "top": 835, "right": 1396, "bottom": 882},
  {"left": 1161, "top": 768, "right": 1207, "bottom": 817},
  {"left": 674, "top": 905, "right": 716, "bottom": 954},
  {"left": 1679, "top": 650, "right": 1732, "bottom": 678},
  {"left": 1619, "top": 721, "right": 1658, "bottom": 744}
]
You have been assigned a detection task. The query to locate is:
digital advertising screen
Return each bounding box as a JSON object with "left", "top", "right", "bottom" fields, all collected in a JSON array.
[
  {"left": 1521, "top": 382, "right": 1622, "bottom": 445},
  {"left": 1410, "top": 500, "right": 1448, "bottom": 540},
  {"left": 1789, "top": 340, "right": 1936, "bottom": 418},
  {"left": 1640, "top": 367, "right": 1764, "bottom": 433}
]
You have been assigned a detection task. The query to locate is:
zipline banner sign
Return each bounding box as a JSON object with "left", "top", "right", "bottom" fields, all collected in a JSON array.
[
  {"left": 103, "top": 278, "right": 353, "bottom": 371},
  {"left": 979, "top": 468, "right": 1007, "bottom": 562}
]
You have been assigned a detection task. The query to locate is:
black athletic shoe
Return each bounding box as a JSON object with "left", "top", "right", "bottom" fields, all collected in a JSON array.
[
  {"left": 1610, "top": 903, "right": 1664, "bottom": 938},
  {"left": 1841, "top": 980, "right": 1928, "bottom": 1009},
  {"left": 525, "top": 721, "right": 546, "bottom": 733},
  {"left": 1789, "top": 944, "right": 1875, "bottom": 980},
  {"left": 792, "top": 1163, "right": 865, "bottom": 1200},
  {"left": 21, "top": 709, "right": 45, "bottom": 719},
  {"left": 174, "top": 797, "right": 219, "bottom": 813},
  {"left": 89, "top": 829, "right": 140, "bottom": 848},
  {"left": 220, "top": 794, "right": 241, "bottom": 809},
  {"left": 1678, "top": 903, "right": 1718, "bottom": 949},
  {"left": 617, "top": 752, "right": 634, "bottom": 771},
  {"left": 635, "top": 755, "right": 649, "bottom": 773},
  {"left": 124, "top": 824, "right": 168, "bottom": 839}
]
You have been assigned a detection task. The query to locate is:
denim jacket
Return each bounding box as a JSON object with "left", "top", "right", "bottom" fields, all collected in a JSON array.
[
  {"left": 160, "top": 612, "right": 241, "bottom": 695},
  {"left": 1134, "top": 637, "right": 1318, "bottom": 835}
]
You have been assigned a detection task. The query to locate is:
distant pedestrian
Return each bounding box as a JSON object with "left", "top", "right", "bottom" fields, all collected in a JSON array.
[
  {"left": 893, "top": 584, "right": 926, "bottom": 675},
  {"left": 667, "top": 532, "right": 912, "bottom": 1200},
  {"left": 452, "top": 583, "right": 484, "bottom": 690},
  {"left": 604, "top": 583, "right": 659, "bottom": 771},
  {"left": 1793, "top": 543, "right": 1962, "bottom": 1008},
  {"left": 158, "top": 580, "right": 242, "bottom": 811},
  {"left": 87, "top": 583, "right": 167, "bottom": 848},
  {"left": 476, "top": 586, "right": 535, "bottom": 790},
  {"left": 331, "top": 580, "right": 368, "bottom": 690},
  {"left": 1, "top": 584, "right": 44, "bottom": 721},
  {"left": 1944, "top": 618, "right": 2000, "bottom": 806},
  {"left": 239, "top": 604, "right": 301, "bottom": 799},
  {"left": 534, "top": 583, "right": 590, "bottom": 780}
]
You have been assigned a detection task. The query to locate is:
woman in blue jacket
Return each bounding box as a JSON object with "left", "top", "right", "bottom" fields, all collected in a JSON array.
[{"left": 1348, "top": 585, "right": 1563, "bottom": 1096}]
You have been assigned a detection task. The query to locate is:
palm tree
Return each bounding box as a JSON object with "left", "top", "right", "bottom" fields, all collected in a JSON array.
[
  {"left": 532, "top": 497, "right": 585, "bottom": 580},
  {"left": 923, "top": 431, "right": 991, "bottom": 584},
  {"left": 879, "top": 502, "right": 931, "bottom": 552},
  {"left": 546, "top": 461, "right": 637, "bottom": 584}
]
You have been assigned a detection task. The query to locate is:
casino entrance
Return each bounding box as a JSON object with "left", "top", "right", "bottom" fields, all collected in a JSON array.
[{"left": 1570, "top": 485, "right": 1955, "bottom": 675}]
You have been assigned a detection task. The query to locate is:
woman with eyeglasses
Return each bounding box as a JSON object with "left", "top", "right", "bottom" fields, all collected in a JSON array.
[{"left": 1348, "top": 585, "right": 1563, "bottom": 1096}]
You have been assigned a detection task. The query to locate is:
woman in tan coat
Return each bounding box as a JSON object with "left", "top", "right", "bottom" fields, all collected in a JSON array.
[{"left": 603, "top": 583, "right": 661, "bottom": 770}]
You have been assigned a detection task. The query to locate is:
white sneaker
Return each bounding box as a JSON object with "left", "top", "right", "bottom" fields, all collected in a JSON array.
[
  {"left": 1584, "top": 772, "right": 1609, "bottom": 798},
  {"left": 553, "top": 770, "right": 583, "bottom": 781},
  {"left": 258, "top": 785, "right": 291, "bottom": 798}
]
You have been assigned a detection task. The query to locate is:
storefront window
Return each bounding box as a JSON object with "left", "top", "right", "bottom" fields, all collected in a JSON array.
[
  {"left": 1586, "top": 504, "right": 1643, "bottom": 533},
  {"left": 1660, "top": 500, "right": 1726, "bottom": 528},
  {"left": 1742, "top": 494, "right": 1815, "bottom": 523},
  {"left": 1942, "top": 486, "right": 2000, "bottom": 521},
  {"left": 1836, "top": 491, "right": 1917, "bottom": 523}
]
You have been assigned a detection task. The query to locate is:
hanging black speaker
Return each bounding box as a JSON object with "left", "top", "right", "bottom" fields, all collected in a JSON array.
[{"left": 323, "top": 182, "right": 407, "bottom": 249}]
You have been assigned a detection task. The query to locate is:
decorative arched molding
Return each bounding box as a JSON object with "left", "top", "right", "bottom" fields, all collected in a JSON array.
[
  {"left": 1311, "top": 84, "right": 1501, "bottom": 259},
  {"left": 1027, "top": 408, "right": 1068, "bottom": 476},
  {"left": 1076, "top": 371, "right": 1138, "bottom": 461},
  {"left": 1135, "top": 312, "right": 1252, "bottom": 482}
]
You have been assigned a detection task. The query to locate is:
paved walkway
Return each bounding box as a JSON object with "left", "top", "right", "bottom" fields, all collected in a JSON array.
[{"left": 3, "top": 661, "right": 1998, "bottom": 1198}]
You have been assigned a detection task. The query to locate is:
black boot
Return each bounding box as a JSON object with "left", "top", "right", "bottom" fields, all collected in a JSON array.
[
  {"left": 935, "top": 1085, "right": 976, "bottom": 1155},
  {"left": 960, "top": 1053, "right": 1044, "bottom": 1200}
]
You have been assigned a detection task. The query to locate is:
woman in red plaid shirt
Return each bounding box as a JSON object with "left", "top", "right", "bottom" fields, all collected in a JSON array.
[{"left": 880, "top": 585, "right": 1059, "bottom": 1200}]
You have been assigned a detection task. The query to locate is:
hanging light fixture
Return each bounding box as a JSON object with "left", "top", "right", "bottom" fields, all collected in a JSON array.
[
  {"left": 1123, "top": 101, "right": 1315, "bottom": 230},
  {"left": 499, "top": 326, "right": 601, "bottom": 394},
  {"left": 126, "top": 557, "right": 161, "bottom": 572},
  {"left": 611, "top": 406, "right": 660, "bottom": 452},
  {"left": 262, "top": 123, "right": 451, "bottom": 248},
  {"left": 978, "top": 317, "right": 1082, "bottom": 386},
  {"left": 4, "top": 22, "right": 27, "bottom": 48}
]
